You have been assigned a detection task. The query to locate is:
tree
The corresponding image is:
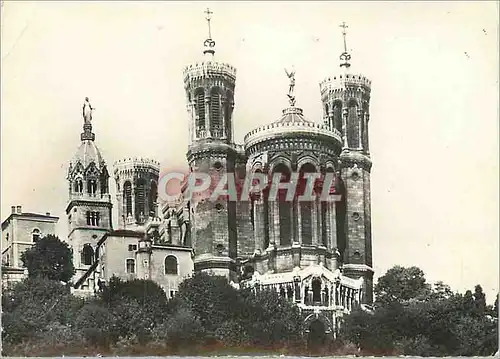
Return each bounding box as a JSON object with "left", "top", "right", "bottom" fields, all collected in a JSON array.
[
  {"left": 74, "top": 303, "right": 116, "bottom": 346},
  {"left": 374, "top": 266, "right": 431, "bottom": 307},
  {"left": 239, "top": 288, "right": 303, "bottom": 347},
  {"left": 100, "top": 276, "right": 168, "bottom": 308},
  {"left": 2, "top": 277, "right": 82, "bottom": 344},
  {"left": 20, "top": 234, "right": 75, "bottom": 283},
  {"left": 473, "top": 284, "right": 486, "bottom": 314},
  {"left": 98, "top": 276, "right": 169, "bottom": 342},
  {"left": 173, "top": 272, "right": 242, "bottom": 337}
]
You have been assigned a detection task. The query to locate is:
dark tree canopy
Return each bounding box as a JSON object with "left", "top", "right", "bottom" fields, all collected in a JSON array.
[
  {"left": 20, "top": 234, "right": 75, "bottom": 283},
  {"left": 341, "top": 266, "right": 499, "bottom": 356},
  {"left": 374, "top": 265, "right": 431, "bottom": 306},
  {"left": 473, "top": 284, "right": 486, "bottom": 314}
]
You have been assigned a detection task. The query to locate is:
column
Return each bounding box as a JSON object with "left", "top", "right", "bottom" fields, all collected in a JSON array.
[
  {"left": 205, "top": 88, "right": 210, "bottom": 137},
  {"left": 312, "top": 198, "right": 319, "bottom": 246},
  {"left": 328, "top": 101, "right": 334, "bottom": 129},
  {"left": 188, "top": 100, "right": 194, "bottom": 142},
  {"left": 291, "top": 199, "right": 298, "bottom": 245},
  {"left": 131, "top": 188, "right": 136, "bottom": 223},
  {"left": 297, "top": 201, "right": 302, "bottom": 245},
  {"left": 221, "top": 96, "right": 226, "bottom": 138},
  {"left": 341, "top": 108, "right": 348, "bottom": 148},
  {"left": 270, "top": 201, "right": 280, "bottom": 246},
  {"left": 358, "top": 109, "right": 364, "bottom": 151},
  {"left": 365, "top": 113, "right": 370, "bottom": 153},
  {"left": 254, "top": 194, "right": 266, "bottom": 251}
]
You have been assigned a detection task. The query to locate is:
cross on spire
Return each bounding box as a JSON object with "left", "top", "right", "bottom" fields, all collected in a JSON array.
[
  {"left": 204, "top": 8, "right": 213, "bottom": 39},
  {"left": 339, "top": 21, "right": 351, "bottom": 68},
  {"left": 203, "top": 8, "right": 216, "bottom": 56},
  {"left": 340, "top": 22, "right": 348, "bottom": 53}
]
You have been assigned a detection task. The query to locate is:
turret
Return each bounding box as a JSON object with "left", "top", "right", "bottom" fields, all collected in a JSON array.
[
  {"left": 319, "top": 23, "right": 374, "bottom": 304},
  {"left": 113, "top": 158, "right": 160, "bottom": 228}
]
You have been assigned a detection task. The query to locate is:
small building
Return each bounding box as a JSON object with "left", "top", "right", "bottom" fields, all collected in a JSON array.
[{"left": 1, "top": 205, "right": 59, "bottom": 286}]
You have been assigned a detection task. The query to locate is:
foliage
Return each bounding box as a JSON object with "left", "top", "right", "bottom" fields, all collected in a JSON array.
[
  {"left": 2, "top": 277, "right": 83, "bottom": 344},
  {"left": 3, "top": 264, "right": 498, "bottom": 357},
  {"left": 20, "top": 234, "right": 75, "bottom": 283},
  {"left": 341, "top": 265, "right": 499, "bottom": 356},
  {"left": 374, "top": 265, "right": 431, "bottom": 307},
  {"left": 74, "top": 302, "right": 116, "bottom": 346},
  {"left": 240, "top": 288, "right": 303, "bottom": 347},
  {"left": 174, "top": 272, "right": 242, "bottom": 336}
]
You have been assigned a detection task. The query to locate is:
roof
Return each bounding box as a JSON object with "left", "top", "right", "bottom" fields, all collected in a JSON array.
[
  {"left": 2, "top": 212, "right": 59, "bottom": 230},
  {"left": 274, "top": 107, "right": 313, "bottom": 125},
  {"left": 70, "top": 140, "right": 104, "bottom": 169},
  {"left": 97, "top": 229, "right": 144, "bottom": 246}
]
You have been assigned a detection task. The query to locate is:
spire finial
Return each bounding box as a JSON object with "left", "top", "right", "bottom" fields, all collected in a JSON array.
[
  {"left": 339, "top": 22, "right": 351, "bottom": 68},
  {"left": 203, "top": 8, "right": 215, "bottom": 56},
  {"left": 285, "top": 67, "right": 296, "bottom": 107},
  {"left": 81, "top": 97, "right": 95, "bottom": 141}
]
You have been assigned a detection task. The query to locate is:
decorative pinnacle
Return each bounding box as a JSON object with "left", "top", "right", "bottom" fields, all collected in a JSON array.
[
  {"left": 339, "top": 22, "right": 351, "bottom": 68},
  {"left": 203, "top": 8, "right": 215, "bottom": 56},
  {"left": 285, "top": 67, "right": 296, "bottom": 107}
]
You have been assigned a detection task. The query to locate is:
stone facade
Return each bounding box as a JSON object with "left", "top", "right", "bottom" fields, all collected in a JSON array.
[
  {"left": 65, "top": 15, "right": 375, "bottom": 334},
  {"left": 1, "top": 206, "right": 59, "bottom": 287}
]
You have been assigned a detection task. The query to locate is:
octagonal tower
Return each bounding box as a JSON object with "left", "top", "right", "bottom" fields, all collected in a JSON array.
[
  {"left": 182, "top": 9, "right": 238, "bottom": 281},
  {"left": 319, "top": 23, "right": 374, "bottom": 304},
  {"left": 114, "top": 158, "right": 160, "bottom": 228}
]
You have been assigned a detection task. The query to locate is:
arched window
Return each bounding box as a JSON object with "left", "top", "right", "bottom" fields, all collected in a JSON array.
[
  {"left": 210, "top": 88, "right": 221, "bottom": 137},
  {"left": 135, "top": 179, "right": 147, "bottom": 222},
  {"left": 312, "top": 277, "right": 322, "bottom": 303},
  {"left": 164, "top": 255, "right": 178, "bottom": 275},
  {"left": 32, "top": 228, "right": 40, "bottom": 242},
  {"left": 274, "top": 164, "right": 292, "bottom": 246},
  {"left": 75, "top": 179, "right": 83, "bottom": 194},
  {"left": 298, "top": 163, "right": 316, "bottom": 246},
  {"left": 347, "top": 99, "right": 359, "bottom": 148},
  {"left": 100, "top": 173, "right": 108, "bottom": 194},
  {"left": 224, "top": 91, "right": 234, "bottom": 142},
  {"left": 195, "top": 88, "right": 205, "bottom": 136},
  {"left": 333, "top": 101, "right": 342, "bottom": 133},
  {"left": 148, "top": 181, "right": 158, "bottom": 217},
  {"left": 82, "top": 244, "right": 94, "bottom": 265},
  {"left": 126, "top": 259, "right": 135, "bottom": 274},
  {"left": 324, "top": 103, "right": 330, "bottom": 126},
  {"left": 123, "top": 181, "right": 132, "bottom": 216},
  {"left": 335, "top": 176, "right": 347, "bottom": 256},
  {"left": 321, "top": 167, "right": 335, "bottom": 248},
  {"left": 87, "top": 179, "right": 97, "bottom": 195}
]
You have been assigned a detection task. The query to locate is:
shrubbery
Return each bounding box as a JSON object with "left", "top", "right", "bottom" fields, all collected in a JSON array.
[
  {"left": 1, "top": 272, "right": 305, "bottom": 355},
  {"left": 2, "top": 241, "right": 498, "bottom": 357},
  {"left": 339, "top": 266, "right": 499, "bottom": 356}
]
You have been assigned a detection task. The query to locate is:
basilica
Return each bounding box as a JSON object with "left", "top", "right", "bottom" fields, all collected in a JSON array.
[{"left": 2, "top": 12, "right": 374, "bottom": 336}]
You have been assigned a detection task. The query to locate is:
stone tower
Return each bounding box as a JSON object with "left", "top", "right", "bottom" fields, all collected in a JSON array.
[
  {"left": 183, "top": 9, "right": 238, "bottom": 280},
  {"left": 113, "top": 158, "right": 160, "bottom": 228},
  {"left": 67, "top": 98, "right": 113, "bottom": 282},
  {"left": 319, "top": 23, "right": 374, "bottom": 303}
]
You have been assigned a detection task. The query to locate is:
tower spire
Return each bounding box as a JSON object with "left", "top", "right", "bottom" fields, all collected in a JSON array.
[
  {"left": 203, "top": 8, "right": 216, "bottom": 57},
  {"left": 339, "top": 22, "right": 351, "bottom": 68},
  {"left": 81, "top": 97, "right": 95, "bottom": 141}
]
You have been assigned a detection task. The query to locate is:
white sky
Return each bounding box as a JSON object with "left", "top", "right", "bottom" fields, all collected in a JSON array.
[{"left": 1, "top": 1, "right": 498, "bottom": 302}]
